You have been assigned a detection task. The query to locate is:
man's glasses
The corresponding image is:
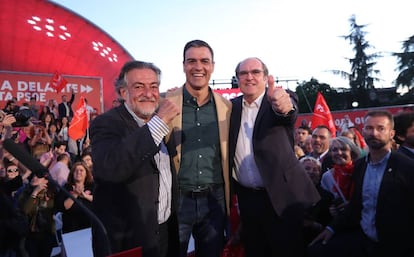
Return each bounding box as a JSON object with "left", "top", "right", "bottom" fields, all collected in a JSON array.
[
  {"left": 238, "top": 69, "right": 263, "bottom": 78},
  {"left": 7, "top": 168, "right": 19, "bottom": 173}
]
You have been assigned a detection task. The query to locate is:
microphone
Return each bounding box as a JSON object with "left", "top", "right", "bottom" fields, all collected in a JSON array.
[
  {"left": 3, "top": 138, "right": 49, "bottom": 178},
  {"left": 2, "top": 138, "right": 113, "bottom": 256}
]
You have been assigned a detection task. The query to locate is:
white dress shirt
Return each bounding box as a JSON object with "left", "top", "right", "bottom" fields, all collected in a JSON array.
[{"left": 233, "top": 92, "right": 265, "bottom": 188}]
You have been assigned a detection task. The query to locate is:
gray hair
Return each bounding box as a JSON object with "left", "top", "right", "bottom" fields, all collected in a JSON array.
[
  {"left": 114, "top": 60, "right": 161, "bottom": 97},
  {"left": 330, "top": 136, "right": 361, "bottom": 160}
]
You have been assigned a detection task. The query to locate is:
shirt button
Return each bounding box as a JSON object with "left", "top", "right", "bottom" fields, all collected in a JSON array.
[
  {"left": 197, "top": 139, "right": 201, "bottom": 142},
  {"left": 196, "top": 122, "right": 200, "bottom": 126},
  {"left": 199, "top": 154, "right": 202, "bottom": 158},
  {"left": 199, "top": 171, "right": 202, "bottom": 174}
]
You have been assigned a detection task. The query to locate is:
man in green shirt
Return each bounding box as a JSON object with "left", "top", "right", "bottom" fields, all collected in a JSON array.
[{"left": 166, "top": 39, "right": 231, "bottom": 257}]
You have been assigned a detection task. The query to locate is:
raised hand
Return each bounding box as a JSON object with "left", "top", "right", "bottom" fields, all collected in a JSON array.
[
  {"left": 156, "top": 98, "right": 180, "bottom": 124},
  {"left": 267, "top": 75, "right": 293, "bottom": 114}
]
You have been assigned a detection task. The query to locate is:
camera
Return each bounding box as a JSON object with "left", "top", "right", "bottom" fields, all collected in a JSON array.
[{"left": 12, "top": 109, "right": 32, "bottom": 127}]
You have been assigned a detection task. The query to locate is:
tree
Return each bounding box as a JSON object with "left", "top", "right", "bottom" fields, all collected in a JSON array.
[
  {"left": 393, "top": 35, "right": 414, "bottom": 92},
  {"left": 330, "top": 15, "right": 381, "bottom": 108},
  {"left": 295, "top": 78, "right": 343, "bottom": 113}
]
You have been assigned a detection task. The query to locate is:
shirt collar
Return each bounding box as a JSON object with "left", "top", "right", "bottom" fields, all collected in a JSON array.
[
  {"left": 365, "top": 150, "right": 391, "bottom": 165},
  {"left": 242, "top": 91, "right": 265, "bottom": 108},
  {"left": 124, "top": 103, "right": 145, "bottom": 127},
  {"left": 183, "top": 86, "right": 213, "bottom": 106}
]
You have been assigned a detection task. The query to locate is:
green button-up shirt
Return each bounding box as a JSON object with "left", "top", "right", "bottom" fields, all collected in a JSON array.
[{"left": 178, "top": 87, "right": 223, "bottom": 191}]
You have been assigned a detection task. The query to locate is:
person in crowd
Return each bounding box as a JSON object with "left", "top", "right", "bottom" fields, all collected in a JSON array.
[
  {"left": 90, "top": 60, "right": 180, "bottom": 257},
  {"left": 295, "top": 145, "right": 306, "bottom": 159},
  {"left": 48, "top": 122, "right": 59, "bottom": 149},
  {"left": 309, "top": 125, "right": 334, "bottom": 173},
  {"left": 28, "top": 96, "right": 40, "bottom": 119},
  {"left": 3, "top": 99, "right": 19, "bottom": 115},
  {"left": 303, "top": 135, "right": 313, "bottom": 155},
  {"left": 300, "top": 156, "right": 333, "bottom": 246},
  {"left": 393, "top": 111, "right": 414, "bottom": 159},
  {"left": 308, "top": 110, "right": 414, "bottom": 257},
  {"left": 39, "top": 105, "right": 52, "bottom": 122},
  {"left": 320, "top": 136, "right": 361, "bottom": 219},
  {"left": 295, "top": 125, "right": 313, "bottom": 151},
  {"left": 165, "top": 39, "right": 232, "bottom": 257},
  {"left": 40, "top": 112, "right": 55, "bottom": 133},
  {"left": 0, "top": 182, "right": 28, "bottom": 257},
  {"left": 58, "top": 90, "right": 75, "bottom": 121},
  {"left": 46, "top": 99, "right": 59, "bottom": 120},
  {"left": 49, "top": 152, "right": 71, "bottom": 187},
  {"left": 0, "top": 111, "right": 16, "bottom": 140},
  {"left": 58, "top": 116, "right": 70, "bottom": 143},
  {"left": 228, "top": 57, "right": 320, "bottom": 257},
  {"left": 340, "top": 126, "right": 367, "bottom": 156},
  {"left": 1, "top": 160, "right": 24, "bottom": 198},
  {"left": 39, "top": 141, "right": 68, "bottom": 169},
  {"left": 84, "top": 98, "right": 97, "bottom": 121},
  {"left": 28, "top": 124, "right": 52, "bottom": 160},
  {"left": 17, "top": 174, "right": 57, "bottom": 257},
  {"left": 56, "top": 161, "right": 94, "bottom": 233},
  {"left": 81, "top": 150, "right": 93, "bottom": 171}
]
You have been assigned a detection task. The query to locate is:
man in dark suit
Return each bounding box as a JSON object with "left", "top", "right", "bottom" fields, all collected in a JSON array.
[
  {"left": 394, "top": 111, "right": 414, "bottom": 159},
  {"left": 58, "top": 90, "right": 75, "bottom": 120},
  {"left": 229, "top": 57, "right": 320, "bottom": 257},
  {"left": 309, "top": 110, "right": 414, "bottom": 257},
  {"left": 90, "top": 61, "right": 180, "bottom": 257}
]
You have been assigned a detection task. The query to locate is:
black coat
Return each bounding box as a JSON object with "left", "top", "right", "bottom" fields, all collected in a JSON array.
[
  {"left": 90, "top": 105, "right": 179, "bottom": 257},
  {"left": 331, "top": 151, "right": 414, "bottom": 256}
]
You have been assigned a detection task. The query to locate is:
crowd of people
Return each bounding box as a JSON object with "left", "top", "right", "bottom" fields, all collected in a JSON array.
[
  {"left": 1, "top": 39, "right": 414, "bottom": 257},
  {"left": 0, "top": 93, "right": 97, "bottom": 257}
]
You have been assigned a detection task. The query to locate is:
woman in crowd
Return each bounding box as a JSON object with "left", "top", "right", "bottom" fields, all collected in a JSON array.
[
  {"left": 58, "top": 116, "right": 69, "bottom": 143},
  {"left": 320, "top": 136, "right": 361, "bottom": 217},
  {"left": 17, "top": 174, "right": 57, "bottom": 257},
  {"left": 57, "top": 161, "right": 94, "bottom": 233},
  {"left": 28, "top": 124, "right": 52, "bottom": 160},
  {"left": 300, "top": 156, "right": 334, "bottom": 245}
]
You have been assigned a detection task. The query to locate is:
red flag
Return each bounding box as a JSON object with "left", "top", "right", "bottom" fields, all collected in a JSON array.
[
  {"left": 49, "top": 71, "right": 67, "bottom": 93},
  {"left": 68, "top": 96, "right": 89, "bottom": 140},
  {"left": 311, "top": 92, "right": 336, "bottom": 137}
]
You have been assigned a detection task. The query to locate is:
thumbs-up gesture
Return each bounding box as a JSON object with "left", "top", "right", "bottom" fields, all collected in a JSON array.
[{"left": 267, "top": 75, "right": 294, "bottom": 115}]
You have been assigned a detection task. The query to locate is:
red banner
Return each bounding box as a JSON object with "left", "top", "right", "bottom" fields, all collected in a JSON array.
[
  {"left": 311, "top": 92, "right": 336, "bottom": 137},
  {"left": 49, "top": 70, "right": 68, "bottom": 93},
  {"left": 68, "top": 96, "right": 89, "bottom": 140}
]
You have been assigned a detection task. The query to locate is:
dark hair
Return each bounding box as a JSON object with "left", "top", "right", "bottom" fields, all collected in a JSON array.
[
  {"left": 114, "top": 60, "right": 161, "bottom": 96},
  {"left": 298, "top": 125, "right": 313, "bottom": 134},
  {"left": 183, "top": 40, "right": 214, "bottom": 63},
  {"left": 393, "top": 112, "right": 414, "bottom": 144},
  {"left": 313, "top": 125, "right": 332, "bottom": 136},
  {"left": 235, "top": 57, "right": 269, "bottom": 78},
  {"left": 364, "top": 110, "right": 394, "bottom": 129},
  {"left": 67, "top": 161, "right": 93, "bottom": 185}
]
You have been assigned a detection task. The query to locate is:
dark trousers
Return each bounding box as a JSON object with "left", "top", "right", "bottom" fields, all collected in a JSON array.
[
  {"left": 178, "top": 185, "right": 226, "bottom": 257},
  {"left": 235, "top": 182, "right": 304, "bottom": 257}
]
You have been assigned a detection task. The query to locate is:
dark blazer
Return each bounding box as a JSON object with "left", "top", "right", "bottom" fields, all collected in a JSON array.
[
  {"left": 90, "top": 104, "right": 179, "bottom": 257},
  {"left": 397, "top": 145, "right": 414, "bottom": 159},
  {"left": 58, "top": 92, "right": 75, "bottom": 119},
  {"left": 229, "top": 91, "right": 320, "bottom": 216},
  {"left": 331, "top": 151, "right": 414, "bottom": 256}
]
